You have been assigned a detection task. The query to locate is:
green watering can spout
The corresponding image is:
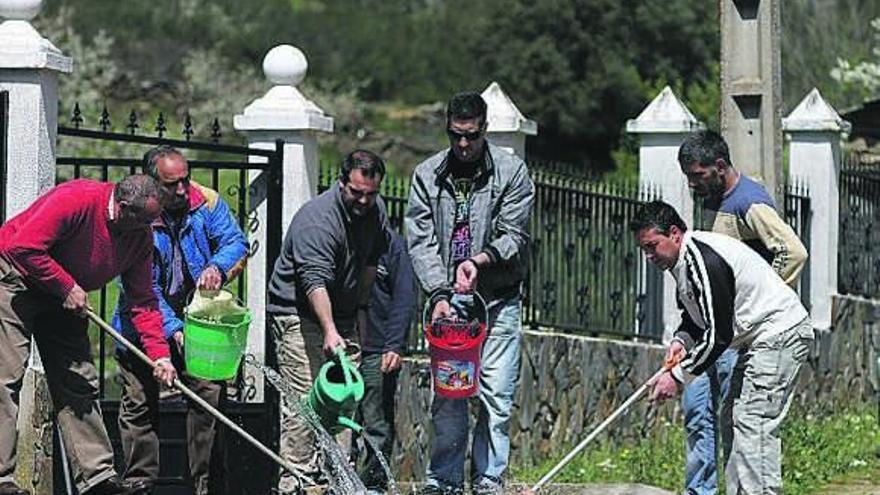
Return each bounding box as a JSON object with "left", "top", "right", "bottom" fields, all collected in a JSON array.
[{"left": 306, "top": 346, "right": 365, "bottom": 434}]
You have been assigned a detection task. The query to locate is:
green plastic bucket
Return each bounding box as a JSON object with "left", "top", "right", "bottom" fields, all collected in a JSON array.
[{"left": 184, "top": 307, "right": 252, "bottom": 381}]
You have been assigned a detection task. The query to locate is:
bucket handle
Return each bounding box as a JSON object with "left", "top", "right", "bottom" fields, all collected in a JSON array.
[
  {"left": 422, "top": 290, "right": 489, "bottom": 332},
  {"left": 332, "top": 345, "right": 360, "bottom": 389}
]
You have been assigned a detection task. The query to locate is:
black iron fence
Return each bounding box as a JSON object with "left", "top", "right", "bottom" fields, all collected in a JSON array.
[
  {"left": 318, "top": 162, "right": 664, "bottom": 351},
  {"left": 839, "top": 154, "right": 880, "bottom": 299},
  {"left": 57, "top": 122, "right": 283, "bottom": 404}
]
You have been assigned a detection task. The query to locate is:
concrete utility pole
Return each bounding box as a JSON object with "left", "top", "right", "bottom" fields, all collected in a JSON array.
[{"left": 719, "top": 0, "right": 783, "bottom": 202}]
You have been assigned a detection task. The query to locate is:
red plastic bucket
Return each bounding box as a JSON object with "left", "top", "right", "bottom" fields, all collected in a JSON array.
[{"left": 424, "top": 293, "right": 488, "bottom": 399}]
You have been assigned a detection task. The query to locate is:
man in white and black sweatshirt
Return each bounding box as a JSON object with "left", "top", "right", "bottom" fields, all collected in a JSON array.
[{"left": 630, "top": 200, "right": 813, "bottom": 495}]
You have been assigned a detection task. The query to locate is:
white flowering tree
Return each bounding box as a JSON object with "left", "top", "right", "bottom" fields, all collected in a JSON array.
[{"left": 831, "top": 18, "right": 880, "bottom": 101}]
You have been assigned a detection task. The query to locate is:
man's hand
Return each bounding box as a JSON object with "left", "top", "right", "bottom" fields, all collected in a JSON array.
[
  {"left": 665, "top": 339, "right": 687, "bottom": 369},
  {"left": 380, "top": 351, "right": 401, "bottom": 373},
  {"left": 432, "top": 299, "right": 452, "bottom": 322},
  {"left": 173, "top": 331, "right": 184, "bottom": 354},
  {"left": 454, "top": 260, "right": 478, "bottom": 293},
  {"left": 197, "top": 265, "right": 223, "bottom": 292},
  {"left": 63, "top": 284, "right": 90, "bottom": 317},
  {"left": 323, "top": 328, "right": 346, "bottom": 356},
  {"left": 153, "top": 358, "right": 177, "bottom": 387},
  {"left": 649, "top": 371, "right": 680, "bottom": 402}
]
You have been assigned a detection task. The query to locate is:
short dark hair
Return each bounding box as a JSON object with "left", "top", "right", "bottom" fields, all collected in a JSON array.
[
  {"left": 629, "top": 200, "right": 688, "bottom": 235},
  {"left": 339, "top": 149, "right": 385, "bottom": 183},
  {"left": 142, "top": 145, "right": 184, "bottom": 178},
  {"left": 446, "top": 92, "right": 487, "bottom": 124},
  {"left": 115, "top": 174, "right": 161, "bottom": 211},
  {"left": 677, "top": 130, "right": 732, "bottom": 168}
]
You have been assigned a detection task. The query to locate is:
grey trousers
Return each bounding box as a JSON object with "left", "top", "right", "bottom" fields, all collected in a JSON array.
[
  {"left": 270, "top": 312, "right": 355, "bottom": 494},
  {"left": 116, "top": 348, "right": 224, "bottom": 495},
  {"left": 0, "top": 256, "right": 118, "bottom": 493},
  {"left": 722, "top": 318, "right": 814, "bottom": 495}
]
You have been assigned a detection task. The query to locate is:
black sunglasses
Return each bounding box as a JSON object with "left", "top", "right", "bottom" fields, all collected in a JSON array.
[{"left": 447, "top": 128, "right": 483, "bottom": 142}]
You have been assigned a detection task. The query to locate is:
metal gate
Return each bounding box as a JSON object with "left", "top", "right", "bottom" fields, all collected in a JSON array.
[{"left": 52, "top": 109, "right": 283, "bottom": 494}]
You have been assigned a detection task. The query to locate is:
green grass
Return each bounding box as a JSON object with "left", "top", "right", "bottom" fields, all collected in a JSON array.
[{"left": 512, "top": 405, "right": 880, "bottom": 495}]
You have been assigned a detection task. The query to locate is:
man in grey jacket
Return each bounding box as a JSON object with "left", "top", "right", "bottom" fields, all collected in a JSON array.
[
  {"left": 405, "top": 92, "right": 534, "bottom": 495},
  {"left": 268, "top": 150, "right": 388, "bottom": 494}
]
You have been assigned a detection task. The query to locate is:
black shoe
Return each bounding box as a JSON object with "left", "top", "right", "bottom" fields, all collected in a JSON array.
[
  {"left": 418, "top": 484, "right": 462, "bottom": 495},
  {"left": 85, "top": 476, "right": 138, "bottom": 495},
  {"left": 0, "top": 481, "right": 30, "bottom": 495},
  {"left": 124, "top": 479, "right": 153, "bottom": 495}
]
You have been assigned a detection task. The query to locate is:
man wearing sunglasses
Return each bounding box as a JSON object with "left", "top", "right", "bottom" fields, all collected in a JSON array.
[
  {"left": 405, "top": 92, "right": 535, "bottom": 495},
  {"left": 111, "top": 145, "right": 249, "bottom": 495}
]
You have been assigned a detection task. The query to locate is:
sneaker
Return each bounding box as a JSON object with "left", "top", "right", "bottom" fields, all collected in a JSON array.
[
  {"left": 85, "top": 476, "right": 139, "bottom": 495},
  {"left": 472, "top": 479, "right": 503, "bottom": 495},
  {"left": 0, "top": 481, "right": 30, "bottom": 495},
  {"left": 419, "top": 483, "right": 463, "bottom": 495}
]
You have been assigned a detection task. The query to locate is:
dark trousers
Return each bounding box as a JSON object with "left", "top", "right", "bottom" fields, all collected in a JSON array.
[
  {"left": 355, "top": 352, "right": 399, "bottom": 490},
  {"left": 0, "top": 256, "right": 119, "bottom": 493},
  {"left": 116, "top": 348, "right": 225, "bottom": 495}
]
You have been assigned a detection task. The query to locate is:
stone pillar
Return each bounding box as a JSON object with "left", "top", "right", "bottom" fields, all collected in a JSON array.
[
  {"left": 481, "top": 81, "right": 537, "bottom": 159},
  {"left": 0, "top": 1, "right": 71, "bottom": 493},
  {"left": 720, "top": 0, "right": 783, "bottom": 201},
  {"left": 626, "top": 86, "right": 704, "bottom": 342},
  {"left": 233, "top": 44, "right": 332, "bottom": 401},
  {"left": 783, "top": 88, "right": 849, "bottom": 331}
]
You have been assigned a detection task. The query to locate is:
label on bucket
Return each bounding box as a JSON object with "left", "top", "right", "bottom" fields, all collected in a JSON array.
[{"left": 434, "top": 359, "right": 475, "bottom": 392}]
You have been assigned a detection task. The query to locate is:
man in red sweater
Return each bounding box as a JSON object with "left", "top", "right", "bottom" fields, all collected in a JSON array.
[{"left": 0, "top": 175, "right": 176, "bottom": 495}]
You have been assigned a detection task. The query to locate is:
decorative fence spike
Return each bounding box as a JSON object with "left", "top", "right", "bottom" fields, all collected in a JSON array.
[
  {"left": 210, "top": 118, "right": 222, "bottom": 143},
  {"left": 71, "top": 102, "right": 83, "bottom": 129},
  {"left": 126, "top": 110, "right": 139, "bottom": 135},
  {"left": 183, "top": 112, "right": 194, "bottom": 141},
  {"left": 155, "top": 112, "right": 167, "bottom": 138},
  {"left": 100, "top": 105, "right": 111, "bottom": 132}
]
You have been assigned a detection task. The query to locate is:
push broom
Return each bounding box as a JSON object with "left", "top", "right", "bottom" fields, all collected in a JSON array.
[
  {"left": 85, "top": 309, "right": 310, "bottom": 486},
  {"left": 524, "top": 355, "right": 682, "bottom": 495}
]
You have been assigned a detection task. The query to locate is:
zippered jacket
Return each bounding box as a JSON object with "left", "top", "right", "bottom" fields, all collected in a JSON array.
[
  {"left": 405, "top": 143, "right": 534, "bottom": 304},
  {"left": 113, "top": 182, "right": 249, "bottom": 343},
  {"left": 671, "top": 230, "right": 808, "bottom": 379}
]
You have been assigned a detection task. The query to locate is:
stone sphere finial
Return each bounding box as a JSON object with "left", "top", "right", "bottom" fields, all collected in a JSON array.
[
  {"left": 263, "top": 44, "right": 307, "bottom": 86},
  {"left": 0, "top": 0, "right": 43, "bottom": 21}
]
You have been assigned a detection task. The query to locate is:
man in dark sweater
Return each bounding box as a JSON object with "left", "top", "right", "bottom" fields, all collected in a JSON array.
[
  {"left": 0, "top": 176, "right": 176, "bottom": 495},
  {"left": 267, "top": 150, "right": 388, "bottom": 493},
  {"left": 355, "top": 229, "right": 416, "bottom": 494}
]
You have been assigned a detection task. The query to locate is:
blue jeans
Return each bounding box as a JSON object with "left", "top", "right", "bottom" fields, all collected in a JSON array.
[
  {"left": 426, "top": 298, "right": 522, "bottom": 488},
  {"left": 682, "top": 348, "right": 738, "bottom": 495}
]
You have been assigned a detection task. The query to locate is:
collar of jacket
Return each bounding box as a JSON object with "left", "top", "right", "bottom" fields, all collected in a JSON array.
[
  {"left": 433, "top": 145, "right": 494, "bottom": 185},
  {"left": 151, "top": 181, "right": 208, "bottom": 228}
]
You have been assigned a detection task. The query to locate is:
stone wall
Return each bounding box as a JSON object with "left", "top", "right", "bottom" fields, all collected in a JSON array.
[
  {"left": 793, "top": 294, "right": 880, "bottom": 408},
  {"left": 391, "top": 331, "right": 678, "bottom": 480},
  {"left": 390, "top": 294, "right": 880, "bottom": 481}
]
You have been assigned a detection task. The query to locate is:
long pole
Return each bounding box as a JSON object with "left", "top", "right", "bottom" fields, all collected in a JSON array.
[
  {"left": 528, "top": 367, "right": 668, "bottom": 494},
  {"left": 85, "top": 309, "right": 308, "bottom": 485}
]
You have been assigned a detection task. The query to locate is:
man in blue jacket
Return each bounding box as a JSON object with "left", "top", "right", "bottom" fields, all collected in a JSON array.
[
  {"left": 112, "top": 145, "right": 249, "bottom": 495},
  {"left": 355, "top": 228, "right": 416, "bottom": 494}
]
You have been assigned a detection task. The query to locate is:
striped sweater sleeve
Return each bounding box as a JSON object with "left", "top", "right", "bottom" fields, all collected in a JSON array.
[
  {"left": 674, "top": 239, "right": 736, "bottom": 376},
  {"left": 744, "top": 203, "right": 808, "bottom": 286}
]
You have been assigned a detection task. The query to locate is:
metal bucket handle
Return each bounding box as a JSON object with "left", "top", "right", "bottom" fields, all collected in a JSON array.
[{"left": 422, "top": 290, "right": 489, "bottom": 333}]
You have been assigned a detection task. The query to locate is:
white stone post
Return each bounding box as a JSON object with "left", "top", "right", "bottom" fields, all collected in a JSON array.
[
  {"left": 783, "top": 88, "right": 849, "bottom": 331},
  {"left": 233, "top": 45, "right": 332, "bottom": 401},
  {"left": 0, "top": 1, "right": 71, "bottom": 492},
  {"left": 481, "top": 81, "right": 537, "bottom": 159},
  {"left": 626, "top": 86, "right": 704, "bottom": 342}
]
